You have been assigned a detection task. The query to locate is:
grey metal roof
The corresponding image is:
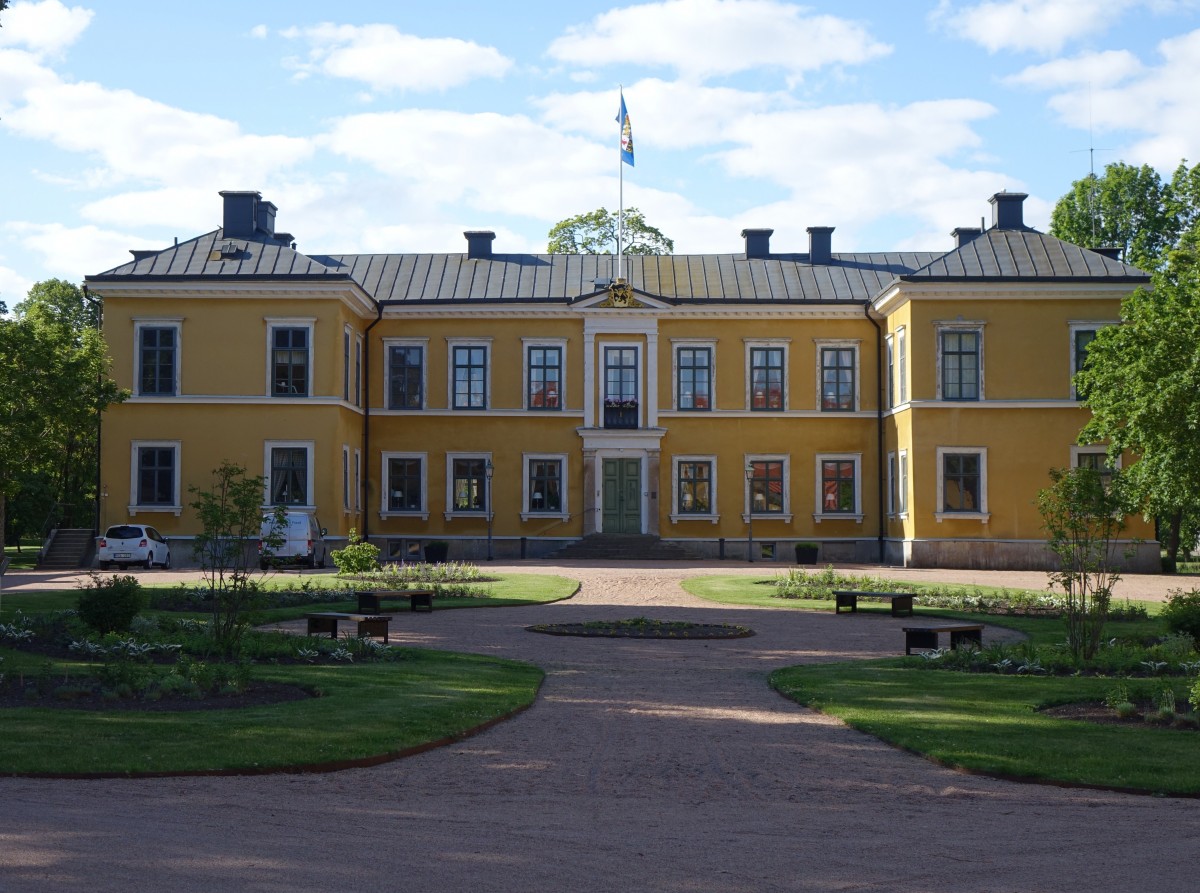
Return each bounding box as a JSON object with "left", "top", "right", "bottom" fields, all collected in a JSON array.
[{"left": 89, "top": 226, "right": 1148, "bottom": 304}]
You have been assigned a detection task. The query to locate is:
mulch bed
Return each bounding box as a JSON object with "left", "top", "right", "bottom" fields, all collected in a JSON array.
[
  {"left": 1041, "top": 701, "right": 1199, "bottom": 731},
  {"left": 0, "top": 677, "right": 312, "bottom": 712},
  {"left": 527, "top": 620, "right": 754, "bottom": 639}
]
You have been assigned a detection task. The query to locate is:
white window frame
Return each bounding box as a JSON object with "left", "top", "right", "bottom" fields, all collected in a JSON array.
[
  {"left": 813, "top": 452, "right": 863, "bottom": 523},
  {"left": 744, "top": 339, "right": 790, "bottom": 411},
  {"left": 354, "top": 334, "right": 364, "bottom": 407},
  {"left": 343, "top": 326, "right": 352, "bottom": 403},
  {"left": 445, "top": 451, "right": 493, "bottom": 520},
  {"left": 263, "top": 440, "right": 315, "bottom": 510},
  {"left": 887, "top": 451, "right": 896, "bottom": 516},
  {"left": 935, "top": 446, "right": 989, "bottom": 522},
  {"left": 897, "top": 326, "right": 908, "bottom": 405},
  {"left": 342, "top": 445, "right": 350, "bottom": 513},
  {"left": 521, "top": 453, "right": 569, "bottom": 520},
  {"left": 383, "top": 337, "right": 428, "bottom": 411},
  {"left": 670, "top": 455, "right": 719, "bottom": 524},
  {"left": 885, "top": 334, "right": 894, "bottom": 410},
  {"left": 671, "top": 338, "right": 717, "bottom": 412},
  {"left": 814, "top": 339, "right": 860, "bottom": 412},
  {"left": 354, "top": 449, "right": 362, "bottom": 512},
  {"left": 1071, "top": 445, "right": 1121, "bottom": 472},
  {"left": 265, "top": 318, "right": 315, "bottom": 398},
  {"left": 935, "top": 321, "right": 986, "bottom": 401},
  {"left": 522, "top": 338, "right": 568, "bottom": 411},
  {"left": 447, "top": 337, "right": 493, "bottom": 411},
  {"left": 381, "top": 451, "right": 429, "bottom": 520},
  {"left": 898, "top": 450, "right": 909, "bottom": 517},
  {"left": 745, "top": 453, "right": 792, "bottom": 521},
  {"left": 128, "top": 440, "right": 182, "bottom": 516},
  {"left": 133, "top": 319, "right": 182, "bottom": 398},
  {"left": 1068, "top": 321, "right": 1115, "bottom": 400}
]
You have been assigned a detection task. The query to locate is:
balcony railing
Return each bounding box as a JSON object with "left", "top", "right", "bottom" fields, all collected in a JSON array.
[{"left": 603, "top": 403, "right": 638, "bottom": 429}]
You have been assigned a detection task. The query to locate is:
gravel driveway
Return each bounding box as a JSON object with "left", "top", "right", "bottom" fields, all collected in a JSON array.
[{"left": 1, "top": 561, "right": 1197, "bottom": 892}]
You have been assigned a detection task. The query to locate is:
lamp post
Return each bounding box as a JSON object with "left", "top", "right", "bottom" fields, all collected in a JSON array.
[
  {"left": 744, "top": 463, "right": 754, "bottom": 563},
  {"left": 485, "top": 459, "right": 495, "bottom": 561}
]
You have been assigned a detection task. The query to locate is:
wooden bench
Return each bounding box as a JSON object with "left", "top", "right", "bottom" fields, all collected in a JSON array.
[
  {"left": 902, "top": 624, "right": 984, "bottom": 655},
  {"left": 832, "top": 590, "right": 915, "bottom": 617},
  {"left": 305, "top": 612, "right": 392, "bottom": 643},
  {"left": 356, "top": 589, "right": 434, "bottom": 613}
]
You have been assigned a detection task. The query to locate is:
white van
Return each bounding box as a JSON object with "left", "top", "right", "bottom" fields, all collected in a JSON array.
[{"left": 259, "top": 511, "right": 328, "bottom": 570}]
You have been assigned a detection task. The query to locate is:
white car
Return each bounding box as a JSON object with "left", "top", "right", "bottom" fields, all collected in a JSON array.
[{"left": 98, "top": 524, "right": 172, "bottom": 570}]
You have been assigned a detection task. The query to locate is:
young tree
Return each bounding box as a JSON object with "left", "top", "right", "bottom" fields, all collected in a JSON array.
[
  {"left": 547, "top": 207, "right": 674, "bottom": 255},
  {"left": 1076, "top": 232, "right": 1200, "bottom": 569},
  {"left": 189, "top": 462, "right": 285, "bottom": 657},
  {"left": 1037, "top": 466, "right": 1128, "bottom": 661}
]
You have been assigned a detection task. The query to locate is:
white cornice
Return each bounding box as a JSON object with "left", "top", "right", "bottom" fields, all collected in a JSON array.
[
  {"left": 85, "top": 279, "right": 378, "bottom": 317},
  {"left": 873, "top": 279, "right": 1142, "bottom": 315}
]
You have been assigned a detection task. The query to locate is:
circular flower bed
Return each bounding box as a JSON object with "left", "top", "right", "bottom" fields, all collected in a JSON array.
[{"left": 527, "top": 617, "right": 754, "bottom": 639}]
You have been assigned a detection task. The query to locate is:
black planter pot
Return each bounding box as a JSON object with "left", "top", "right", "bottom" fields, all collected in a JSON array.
[
  {"left": 424, "top": 541, "right": 449, "bottom": 563},
  {"left": 794, "top": 545, "right": 819, "bottom": 565}
]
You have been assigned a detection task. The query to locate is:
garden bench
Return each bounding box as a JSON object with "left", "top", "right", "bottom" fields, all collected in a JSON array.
[
  {"left": 902, "top": 623, "right": 984, "bottom": 655},
  {"left": 832, "top": 590, "right": 915, "bottom": 617},
  {"left": 305, "top": 612, "right": 392, "bottom": 643},
  {"left": 356, "top": 589, "right": 434, "bottom": 613}
]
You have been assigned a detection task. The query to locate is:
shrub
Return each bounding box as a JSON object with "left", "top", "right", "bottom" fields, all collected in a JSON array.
[
  {"left": 331, "top": 528, "right": 381, "bottom": 575},
  {"left": 76, "top": 574, "right": 145, "bottom": 634},
  {"left": 1161, "top": 589, "right": 1200, "bottom": 641}
]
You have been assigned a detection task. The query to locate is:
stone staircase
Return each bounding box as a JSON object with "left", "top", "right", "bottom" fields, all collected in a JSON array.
[
  {"left": 37, "top": 528, "right": 95, "bottom": 570},
  {"left": 551, "top": 534, "right": 700, "bottom": 561}
]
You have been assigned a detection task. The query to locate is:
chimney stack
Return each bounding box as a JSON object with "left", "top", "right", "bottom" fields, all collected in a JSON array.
[
  {"left": 220, "top": 190, "right": 261, "bottom": 239},
  {"left": 952, "top": 227, "right": 983, "bottom": 248},
  {"left": 807, "top": 226, "right": 834, "bottom": 265},
  {"left": 989, "top": 192, "right": 1028, "bottom": 230},
  {"left": 465, "top": 231, "right": 495, "bottom": 259},
  {"left": 741, "top": 228, "right": 773, "bottom": 259},
  {"left": 1090, "top": 246, "right": 1123, "bottom": 261}
]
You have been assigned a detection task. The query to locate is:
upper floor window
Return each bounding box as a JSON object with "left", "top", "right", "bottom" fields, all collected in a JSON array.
[
  {"left": 136, "top": 323, "right": 178, "bottom": 397},
  {"left": 604, "top": 346, "right": 638, "bottom": 403},
  {"left": 451, "top": 344, "right": 489, "bottom": 410},
  {"left": 897, "top": 327, "right": 908, "bottom": 404},
  {"left": 354, "top": 335, "right": 363, "bottom": 407},
  {"left": 885, "top": 335, "right": 894, "bottom": 410},
  {"left": 270, "top": 323, "right": 311, "bottom": 397},
  {"left": 818, "top": 344, "right": 857, "bottom": 411},
  {"left": 938, "top": 326, "right": 982, "bottom": 401},
  {"left": 1070, "top": 324, "right": 1107, "bottom": 401},
  {"left": 343, "top": 329, "right": 351, "bottom": 402},
  {"left": 527, "top": 345, "right": 563, "bottom": 410},
  {"left": 388, "top": 343, "right": 425, "bottom": 410},
  {"left": 749, "top": 345, "right": 785, "bottom": 410},
  {"left": 677, "top": 346, "right": 713, "bottom": 410}
]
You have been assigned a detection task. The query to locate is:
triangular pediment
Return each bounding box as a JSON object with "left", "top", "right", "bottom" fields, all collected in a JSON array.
[{"left": 574, "top": 281, "right": 671, "bottom": 310}]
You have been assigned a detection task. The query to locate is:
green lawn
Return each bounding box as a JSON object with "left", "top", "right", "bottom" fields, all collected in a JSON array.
[
  {"left": 772, "top": 660, "right": 1200, "bottom": 796},
  {"left": 0, "top": 650, "right": 543, "bottom": 775}
]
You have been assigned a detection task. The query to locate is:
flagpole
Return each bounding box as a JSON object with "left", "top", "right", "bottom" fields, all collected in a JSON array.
[{"left": 617, "top": 85, "right": 624, "bottom": 282}]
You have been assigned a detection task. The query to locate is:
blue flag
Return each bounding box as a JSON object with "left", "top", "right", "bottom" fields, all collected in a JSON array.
[{"left": 616, "top": 91, "right": 634, "bottom": 167}]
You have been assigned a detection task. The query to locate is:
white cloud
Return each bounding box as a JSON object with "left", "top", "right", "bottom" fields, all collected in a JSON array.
[
  {"left": 547, "top": 0, "right": 890, "bottom": 83},
  {"left": 930, "top": 0, "right": 1140, "bottom": 54},
  {"left": 0, "top": 263, "right": 36, "bottom": 307},
  {"left": 5, "top": 221, "right": 145, "bottom": 282},
  {"left": 282, "top": 23, "right": 512, "bottom": 92},
  {"left": 249, "top": 24, "right": 268, "bottom": 39},
  {"left": 1003, "top": 50, "right": 1143, "bottom": 89},
  {"left": 0, "top": 0, "right": 92, "bottom": 54}
]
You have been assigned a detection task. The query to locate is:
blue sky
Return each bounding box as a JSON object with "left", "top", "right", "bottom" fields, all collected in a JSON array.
[{"left": 1, "top": 0, "right": 1198, "bottom": 303}]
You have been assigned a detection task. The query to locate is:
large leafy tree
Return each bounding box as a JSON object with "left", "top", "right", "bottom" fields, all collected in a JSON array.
[
  {"left": 1076, "top": 232, "right": 1200, "bottom": 569},
  {"left": 1049, "top": 160, "right": 1198, "bottom": 269},
  {"left": 547, "top": 207, "right": 674, "bottom": 255},
  {"left": 0, "top": 280, "right": 126, "bottom": 547}
]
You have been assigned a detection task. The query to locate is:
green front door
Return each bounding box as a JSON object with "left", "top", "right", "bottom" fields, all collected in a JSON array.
[{"left": 602, "top": 459, "right": 641, "bottom": 534}]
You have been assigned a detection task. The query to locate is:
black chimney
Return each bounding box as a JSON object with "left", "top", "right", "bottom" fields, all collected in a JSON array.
[
  {"left": 807, "top": 226, "right": 834, "bottom": 265},
  {"left": 465, "top": 231, "right": 495, "bottom": 259},
  {"left": 952, "top": 227, "right": 983, "bottom": 248},
  {"left": 741, "top": 228, "right": 773, "bottom": 259},
  {"left": 219, "top": 190, "right": 261, "bottom": 239},
  {"left": 989, "top": 192, "right": 1028, "bottom": 230}
]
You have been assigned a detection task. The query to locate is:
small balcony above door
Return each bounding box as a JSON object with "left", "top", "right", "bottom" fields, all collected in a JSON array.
[{"left": 603, "top": 401, "right": 639, "bottom": 429}]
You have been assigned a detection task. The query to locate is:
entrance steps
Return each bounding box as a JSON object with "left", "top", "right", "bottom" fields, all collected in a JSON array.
[{"left": 551, "top": 534, "right": 699, "bottom": 561}]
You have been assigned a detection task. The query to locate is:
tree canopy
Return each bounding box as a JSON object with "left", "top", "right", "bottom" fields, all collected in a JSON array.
[
  {"left": 1, "top": 280, "right": 126, "bottom": 546},
  {"left": 547, "top": 207, "right": 674, "bottom": 255},
  {"left": 1049, "top": 160, "right": 1199, "bottom": 269}
]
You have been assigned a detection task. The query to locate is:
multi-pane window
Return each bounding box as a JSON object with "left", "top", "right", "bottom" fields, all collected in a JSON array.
[
  {"left": 452, "top": 458, "right": 488, "bottom": 511},
  {"left": 820, "top": 347, "right": 855, "bottom": 411},
  {"left": 942, "top": 452, "right": 981, "bottom": 512},
  {"left": 604, "top": 347, "right": 638, "bottom": 403},
  {"left": 354, "top": 337, "right": 362, "bottom": 407},
  {"left": 898, "top": 452, "right": 909, "bottom": 514},
  {"left": 343, "top": 330, "right": 351, "bottom": 402},
  {"left": 528, "top": 459, "right": 562, "bottom": 512},
  {"left": 136, "top": 446, "right": 175, "bottom": 505},
  {"left": 677, "top": 347, "right": 712, "bottom": 410},
  {"left": 897, "top": 327, "right": 908, "bottom": 404},
  {"left": 941, "top": 329, "right": 980, "bottom": 400},
  {"left": 888, "top": 453, "right": 897, "bottom": 515},
  {"left": 886, "top": 335, "right": 894, "bottom": 410},
  {"left": 1075, "top": 450, "right": 1115, "bottom": 487},
  {"left": 677, "top": 461, "right": 713, "bottom": 514},
  {"left": 387, "top": 457, "right": 423, "bottom": 511},
  {"left": 528, "top": 346, "right": 562, "bottom": 410},
  {"left": 453, "top": 346, "right": 488, "bottom": 409},
  {"left": 388, "top": 345, "right": 424, "bottom": 409},
  {"left": 1073, "top": 328, "right": 1097, "bottom": 401},
  {"left": 139, "top": 326, "right": 177, "bottom": 396},
  {"left": 272, "top": 327, "right": 309, "bottom": 397},
  {"left": 750, "top": 347, "right": 784, "bottom": 410},
  {"left": 820, "top": 459, "right": 856, "bottom": 513},
  {"left": 342, "top": 447, "right": 350, "bottom": 511},
  {"left": 270, "top": 447, "right": 308, "bottom": 505},
  {"left": 748, "top": 460, "right": 784, "bottom": 513}
]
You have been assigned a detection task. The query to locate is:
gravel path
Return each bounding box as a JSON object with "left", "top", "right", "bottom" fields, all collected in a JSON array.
[{"left": 2, "top": 562, "right": 1198, "bottom": 892}]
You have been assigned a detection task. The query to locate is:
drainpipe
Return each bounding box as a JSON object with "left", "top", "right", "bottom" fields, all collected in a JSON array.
[
  {"left": 361, "top": 300, "right": 385, "bottom": 539},
  {"left": 864, "top": 303, "right": 886, "bottom": 565}
]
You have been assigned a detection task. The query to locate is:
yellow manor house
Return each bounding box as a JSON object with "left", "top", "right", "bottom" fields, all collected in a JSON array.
[{"left": 86, "top": 189, "right": 1158, "bottom": 569}]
